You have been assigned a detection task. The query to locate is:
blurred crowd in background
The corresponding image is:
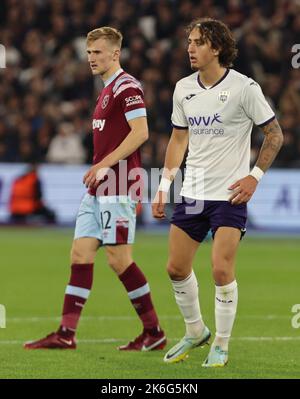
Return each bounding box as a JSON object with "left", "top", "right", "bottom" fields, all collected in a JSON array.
[{"left": 1, "top": 0, "right": 300, "bottom": 168}]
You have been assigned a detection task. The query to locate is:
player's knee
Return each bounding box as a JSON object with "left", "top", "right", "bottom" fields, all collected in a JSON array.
[
  {"left": 105, "top": 246, "right": 133, "bottom": 275},
  {"left": 167, "top": 260, "right": 190, "bottom": 281},
  {"left": 106, "top": 253, "right": 126, "bottom": 274},
  {"left": 212, "top": 253, "right": 231, "bottom": 270},
  {"left": 107, "top": 254, "right": 118, "bottom": 270},
  {"left": 212, "top": 259, "right": 233, "bottom": 284},
  {"left": 70, "top": 244, "right": 94, "bottom": 264},
  {"left": 213, "top": 268, "right": 229, "bottom": 284}
]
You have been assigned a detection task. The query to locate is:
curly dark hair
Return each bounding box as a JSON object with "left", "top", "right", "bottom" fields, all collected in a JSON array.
[{"left": 186, "top": 18, "right": 238, "bottom": 68}]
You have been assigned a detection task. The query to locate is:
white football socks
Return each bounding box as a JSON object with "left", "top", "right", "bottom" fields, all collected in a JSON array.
[
  {"left": 171, "top": 271, "right": 205, "bottom": 338},
  {"left": 214, "top": 280, "right": 238, "bottom": 351}
]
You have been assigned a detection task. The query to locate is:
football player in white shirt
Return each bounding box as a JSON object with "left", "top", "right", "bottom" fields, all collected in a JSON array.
[{"left": 152, "top": 18, "right": 283, "bottom": 367}]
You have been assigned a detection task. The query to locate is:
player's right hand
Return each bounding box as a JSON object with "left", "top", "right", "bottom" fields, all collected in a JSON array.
[{"left": 152, "top": 190, "right": 168, "bottom": 219}]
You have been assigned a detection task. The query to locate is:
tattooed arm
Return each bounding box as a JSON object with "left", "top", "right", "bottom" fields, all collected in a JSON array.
[
  {"left": 229, "top": 118, "right": 283, "bottom": 204},
  {"left": 255, "top": 118, "right": 284, "bottom": 172}
]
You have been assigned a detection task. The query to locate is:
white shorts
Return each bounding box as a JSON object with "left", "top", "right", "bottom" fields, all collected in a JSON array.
[{"left": 74, "top": 193, "right": 137, "bottom": 245}]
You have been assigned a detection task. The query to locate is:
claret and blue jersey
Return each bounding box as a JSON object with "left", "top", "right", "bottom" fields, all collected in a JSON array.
[
  {"left": 75, "top": 69, "right": 147, "bottom": 245},
  {"left": 90, "top": 68, "right": 147, "bottom": 197}
]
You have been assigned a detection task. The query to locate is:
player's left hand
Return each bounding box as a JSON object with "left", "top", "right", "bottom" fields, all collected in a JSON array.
[
  {"left": 228, "top": 175, "right": 258, "bottom": 205},
  {"left": 83, "top": 163, "right": 110, "bottom": 189}
]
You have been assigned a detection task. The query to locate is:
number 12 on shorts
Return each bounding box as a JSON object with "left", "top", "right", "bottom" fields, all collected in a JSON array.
[{"left": 100, "top": 211, "right": 112, "bottom": 230}]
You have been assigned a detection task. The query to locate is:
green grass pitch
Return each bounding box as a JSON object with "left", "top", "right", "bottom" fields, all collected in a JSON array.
[{"left": 0, "top": 227, "right": 299, "bottom": 379}]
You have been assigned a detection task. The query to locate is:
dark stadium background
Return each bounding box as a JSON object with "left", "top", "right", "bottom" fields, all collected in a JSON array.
[{"left": 0, "top": 0, "right": 299, "bottom": 166}]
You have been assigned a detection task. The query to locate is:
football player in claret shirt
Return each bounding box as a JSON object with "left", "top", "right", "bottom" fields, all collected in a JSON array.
[
  {"left": 24, "top": 27, "right": 166, "bottom": 351},
  {"left": 152, "top": 18, "right": 283, "bottom": 367}
]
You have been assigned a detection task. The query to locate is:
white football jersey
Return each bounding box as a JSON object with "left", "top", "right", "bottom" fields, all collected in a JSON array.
[{"left": 171, "top": 68, "right": 275, "bottom": 201}]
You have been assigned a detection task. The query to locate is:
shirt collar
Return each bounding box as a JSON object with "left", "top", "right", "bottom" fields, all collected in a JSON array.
[
  {"left": 103, "top": 68, "right": 124, "bottom": 87},
  {"left": 197, "top": 68, "right": 230, "bottom": 90}
]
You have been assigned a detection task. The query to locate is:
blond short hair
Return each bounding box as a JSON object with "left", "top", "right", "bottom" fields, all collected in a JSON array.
[{"left": 86, "top": 27, "right": 123, "bottom": 49}]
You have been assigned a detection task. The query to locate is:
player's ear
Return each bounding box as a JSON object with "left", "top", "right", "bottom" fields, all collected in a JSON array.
[
  {"left": 212, "top": 47, "right": 220, "bottom": 56},
  {"left": 208, "top": 40, "right": 220, "bottom": 57},
  {"left": 113, "top": 48, "right": 120, "bottom": 61}
]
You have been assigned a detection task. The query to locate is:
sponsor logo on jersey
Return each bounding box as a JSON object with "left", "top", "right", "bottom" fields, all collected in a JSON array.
[
  {"left": 188, "top": 113, "right": 222, "bottom": 126},
  {"left": 125, "top": 95, "right": 143, "bottom": 107},
  {"left": 218, "top": 91, "right": 230, "bottom": 103},
  {"left": 101, "top": 95, "right": 110, "bottom": 109},
  {"left": 188, "top": 113, "right": 224, "bottom": 136},
  {"left": 92, "top": 119, "right": 106, "bottom": 131}
]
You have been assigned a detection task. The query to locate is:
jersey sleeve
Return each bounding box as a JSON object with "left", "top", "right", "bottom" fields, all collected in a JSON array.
[
  {"left": 171, "top": 83, "right": 188, "bottom": 129},
  {"left": 116, "top": 85, "right": 147, "bottom": 122},
  {"left": 241, "top": 79, "right": 275, "bottom": 127}
]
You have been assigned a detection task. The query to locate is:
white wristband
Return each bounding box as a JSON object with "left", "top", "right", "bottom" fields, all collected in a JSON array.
[
  {"left": 249, "top": 166, "right": 264, "bottom": 182},
  {"left": 158, "top": 177, "right": 172, "bottom": 193}
]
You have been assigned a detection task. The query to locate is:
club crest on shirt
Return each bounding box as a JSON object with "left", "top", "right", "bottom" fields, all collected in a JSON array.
[
  {"left": 218, "top": 91, "right": 230, "bottom": 103},
  {"left": 101, "top": 95, "right": 110, "bottom": 109}
]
